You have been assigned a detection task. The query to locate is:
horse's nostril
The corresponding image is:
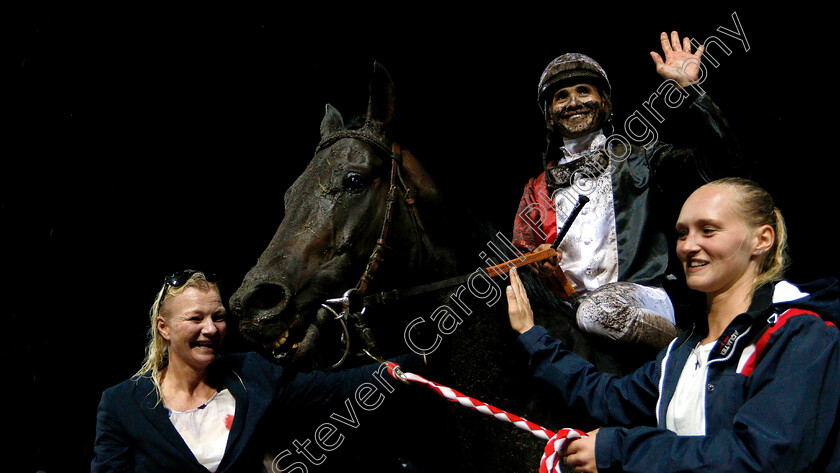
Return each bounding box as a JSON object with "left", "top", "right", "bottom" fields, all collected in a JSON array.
[{"left": 246, "top": 284, "right": 287, "bottom": 312}]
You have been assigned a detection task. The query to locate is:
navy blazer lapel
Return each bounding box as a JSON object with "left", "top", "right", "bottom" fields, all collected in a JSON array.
[
  {"left": 133, "top": 376, "right": 203, "bottom": 469},
  {"left": 216, "top": 370, "right": 250, "bottom": 472}
]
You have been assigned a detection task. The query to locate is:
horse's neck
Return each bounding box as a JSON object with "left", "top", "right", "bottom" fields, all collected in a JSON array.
[
  {"left": 412, "top": 203, "right": 496, "bottom": 278},
  {"left": 396, "top": 148, "right": 497, "bottom": 279}
]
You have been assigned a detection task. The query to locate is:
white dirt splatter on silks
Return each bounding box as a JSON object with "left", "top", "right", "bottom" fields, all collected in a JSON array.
[
  {"left": 580, "top": 283, "right": 639, "bottom": 337},
  {"left": 553, "top": 165, "right": 619, "bottom": 293},
  {"left": 577, "top": 282, "right": 678, "bottom": 348}
]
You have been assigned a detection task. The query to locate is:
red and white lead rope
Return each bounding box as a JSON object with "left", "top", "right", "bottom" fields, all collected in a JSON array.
[{"left": 384, "top": 361, "right": 586, "bottom": 473}]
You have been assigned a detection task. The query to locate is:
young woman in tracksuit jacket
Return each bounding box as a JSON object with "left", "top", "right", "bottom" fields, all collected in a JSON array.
[{"left": 506, "top": 177, "right": 840, "bottom": 472}]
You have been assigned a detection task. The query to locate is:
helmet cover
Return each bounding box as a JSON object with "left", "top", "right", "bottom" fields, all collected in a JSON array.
[{"left": 537, "top": 53, "right": 611, "bottom": 118}]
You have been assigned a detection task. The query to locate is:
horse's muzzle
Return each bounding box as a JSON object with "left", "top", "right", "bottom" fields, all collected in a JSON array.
[{"left": 231, "top": 281, "right": 291, "bottom": 330}]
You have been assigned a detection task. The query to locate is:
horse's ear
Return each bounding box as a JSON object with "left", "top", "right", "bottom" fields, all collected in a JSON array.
[
  {"left": 320, "top": 103, "right": 345, "bottom": 138},
  {"left": 365, "top": 61, "right": 396, "bottom": 133}
]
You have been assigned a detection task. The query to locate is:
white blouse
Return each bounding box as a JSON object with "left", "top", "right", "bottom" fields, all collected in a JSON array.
[{"left": 167, "top": 388, "right": 236, "bottom": 472}]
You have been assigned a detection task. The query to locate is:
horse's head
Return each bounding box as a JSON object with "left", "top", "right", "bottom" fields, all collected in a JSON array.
[{"left": 230, "top": 63, "right": 450, "bottom": 368}]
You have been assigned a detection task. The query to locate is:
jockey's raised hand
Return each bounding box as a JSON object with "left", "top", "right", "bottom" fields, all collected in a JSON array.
[{"left": 650, "top": 31, "right": 705, "bottom": 88}]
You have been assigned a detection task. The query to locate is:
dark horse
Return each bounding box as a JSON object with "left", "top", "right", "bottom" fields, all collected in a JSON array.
[{"left": 229, "top": 63, "right": 656, "bottom": 472}]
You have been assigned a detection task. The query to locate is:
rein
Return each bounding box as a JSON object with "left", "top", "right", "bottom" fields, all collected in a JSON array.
[
  {"left": 363, "top": 195, "right": 590, "bottom": 307},
  {"left": 362, "top": 248, "right": 566, "bottom": 307}
]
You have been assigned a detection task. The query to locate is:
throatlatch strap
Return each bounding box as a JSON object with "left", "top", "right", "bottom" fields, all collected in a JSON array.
[{"left": 384, "top": 361, "right": 587, "bottom": 473}]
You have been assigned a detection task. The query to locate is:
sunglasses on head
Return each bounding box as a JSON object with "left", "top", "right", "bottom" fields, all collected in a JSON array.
[
  {"left": 164, "top": 269, "right": 218, "bottom": 287},
  {"left": 155, "top": 269, "right": 219, "bottom": 314}
]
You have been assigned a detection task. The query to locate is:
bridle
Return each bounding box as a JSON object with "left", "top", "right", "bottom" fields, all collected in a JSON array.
[
  {"left": 312, "top": 125, "right": 588, "bottom": 369},
  {"left": 313, "top": 123, "right": 426, "bottom": 368}
]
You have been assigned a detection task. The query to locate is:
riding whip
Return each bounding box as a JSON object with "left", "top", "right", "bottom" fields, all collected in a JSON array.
[{"left": 551, "top": 194, "right": 589, "bottom": 250}]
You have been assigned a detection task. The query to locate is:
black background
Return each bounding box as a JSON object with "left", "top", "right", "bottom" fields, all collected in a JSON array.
[{"left": 2, "top": 3, "right": 836, "bottom": 472}]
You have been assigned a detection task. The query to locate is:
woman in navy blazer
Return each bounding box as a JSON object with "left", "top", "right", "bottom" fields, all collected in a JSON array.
[{"left": 91, "top": 270, "right": 419, "bottom": 472}]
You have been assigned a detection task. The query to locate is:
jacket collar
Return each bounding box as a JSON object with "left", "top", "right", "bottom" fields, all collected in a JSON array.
[
  {"left": 698, "top": 283, "right": 775, "bottom": 363},
  {"left": 216, "top": 365, "right": 250, "bottom": 472}
]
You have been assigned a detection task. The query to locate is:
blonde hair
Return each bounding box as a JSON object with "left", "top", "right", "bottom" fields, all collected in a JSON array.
[
  {"left": 706, "top": 177, "right": 789, "bottom": 290},
  {"left": 132, "top": 271, "right": 220, "bottom": 401}
]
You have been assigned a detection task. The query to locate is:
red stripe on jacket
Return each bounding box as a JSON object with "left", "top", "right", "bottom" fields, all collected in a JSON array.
[{"left": 738, "top": 309, "right": 833, "bottom": 377}]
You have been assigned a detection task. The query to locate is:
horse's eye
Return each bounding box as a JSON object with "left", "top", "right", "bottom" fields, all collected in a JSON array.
[{"left": 342, "top": 172, "right": 366, "bottom": 192}]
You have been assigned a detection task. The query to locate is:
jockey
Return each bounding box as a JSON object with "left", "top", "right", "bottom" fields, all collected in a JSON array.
[{"left": 513, "top": 32, "right": 746, "bottom": 350}]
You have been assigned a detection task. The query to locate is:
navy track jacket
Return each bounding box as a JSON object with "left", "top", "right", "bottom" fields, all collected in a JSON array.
[{"left": 518, "top": 279, "right": 840, "bottom": 472}]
